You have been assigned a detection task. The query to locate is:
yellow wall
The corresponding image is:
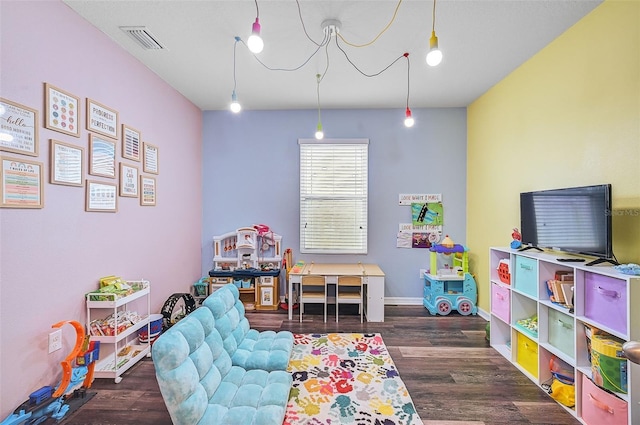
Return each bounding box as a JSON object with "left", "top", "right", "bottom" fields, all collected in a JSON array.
[{"left": 467, "top": 0, "right": 640, "bottom": 312}]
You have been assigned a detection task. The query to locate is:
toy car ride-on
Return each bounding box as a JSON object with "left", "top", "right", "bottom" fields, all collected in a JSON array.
[{"left": 423, "top": 235, "right": 478, "bottom": 316}]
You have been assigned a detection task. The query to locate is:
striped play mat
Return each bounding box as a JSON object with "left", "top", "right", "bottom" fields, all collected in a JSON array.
[{"left": 285, "top": 333, "right": 423, "bottom": 425}]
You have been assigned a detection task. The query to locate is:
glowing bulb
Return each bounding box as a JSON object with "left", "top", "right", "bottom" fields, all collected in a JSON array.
[
  {"left": 315, "top": 122, "right": 324, "bottom": 140},
  {"left": 404, "top": 108, "right": 415, "bottom": 127},
  {"left": 247, "top": 18, "right": 263, "bottom": 53},
  {"left": 426, "top": 31, "right": 442, "bottom": 66},
  {"left": 230, "top": 91, "right": 241, "bottom": 113}
]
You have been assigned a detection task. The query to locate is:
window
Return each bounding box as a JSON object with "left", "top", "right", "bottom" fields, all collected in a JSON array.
[{"left": 299, "top": 138, "right": 368, "bottom": 254}]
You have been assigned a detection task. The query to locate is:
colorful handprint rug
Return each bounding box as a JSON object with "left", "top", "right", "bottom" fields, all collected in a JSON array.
[{"left": 284, "top": 333, "right": 423, "bottom": 425}]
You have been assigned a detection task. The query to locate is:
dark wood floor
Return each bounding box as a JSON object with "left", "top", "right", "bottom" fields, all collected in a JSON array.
[{"left": 60, "top": 305, "right": 580, "bottom": 425}]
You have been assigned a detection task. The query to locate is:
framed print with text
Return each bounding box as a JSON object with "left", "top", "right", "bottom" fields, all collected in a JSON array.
[
  {"left": 143, "top": 142, "right": 159, "bottom": 174},
  {"left": 1, "top": 156, "right": 44, "bottom": 208},
  {"left": 140, "top": 175, "right": 156, "bottom": 206},
  {"left": 44, "top": 83, "right": 80, "bottom": 137},
  {"left": 87, "top": 98, "right": 118, "bottom": 139},
  {"left": 50, "top": 139, "right": 83, "bottom": 187},
  {"left": 89, "top": 134, "right": 116, "bottom": 178},
  {"left": 119, "top": 163, "right": 138, "bottom": 197},
  {"left": 0, "top": 98, "right": 39, "bottom": 156},
  {"left": 85, "top": 180, "right": 117, "bottom": 212},
  {"left": 122, "top": 124, "right": 141, "bottom": 161}
]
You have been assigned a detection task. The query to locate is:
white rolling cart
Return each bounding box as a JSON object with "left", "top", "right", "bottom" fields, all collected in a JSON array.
[{"left": 85, "top": 280, "right": 151, "bottom": 383}]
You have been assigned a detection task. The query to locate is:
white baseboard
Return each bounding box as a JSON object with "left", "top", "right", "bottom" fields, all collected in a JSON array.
[
  {"left": 477, "top": 307, "right": 490, "bottom": 321},
  {"left": 384, "top": 297, "right": 424, "bottom": 305}
]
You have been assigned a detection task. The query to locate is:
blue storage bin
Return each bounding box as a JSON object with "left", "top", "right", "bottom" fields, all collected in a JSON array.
[{"left": 514, "top": 256, "right": 538, "bottom": 298}]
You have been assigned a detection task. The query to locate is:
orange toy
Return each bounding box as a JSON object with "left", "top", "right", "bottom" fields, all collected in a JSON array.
[{"left": 51, "top": 320, "right": 95, "bottom": 397}]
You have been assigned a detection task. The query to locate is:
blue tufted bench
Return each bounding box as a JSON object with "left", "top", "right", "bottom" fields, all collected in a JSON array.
[{"left": 153, "top": 284, "right": 294, "bottom": 425}]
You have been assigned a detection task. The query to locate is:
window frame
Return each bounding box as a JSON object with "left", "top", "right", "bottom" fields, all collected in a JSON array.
[{"left": 299, "top": 138, "right": 369, "bottom": 254}]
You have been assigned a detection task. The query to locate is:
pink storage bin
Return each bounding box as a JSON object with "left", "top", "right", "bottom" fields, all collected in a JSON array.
[
  {"left": 491, "top": 283, "right": 510, "bottom": 323},
  {"left": 581, "top": 374, "right": 627, "bottom": 425},
  {"left": 584, "top": 273, "right": 627, "bottom": 335}
]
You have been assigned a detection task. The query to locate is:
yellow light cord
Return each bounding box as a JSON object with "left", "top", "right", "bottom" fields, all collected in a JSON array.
[
  {"left": 432, "top": 0, "right": 437, "bottom": 32},
  {"left": 337, "top": 0, "right": 403, "bottom": 48}
]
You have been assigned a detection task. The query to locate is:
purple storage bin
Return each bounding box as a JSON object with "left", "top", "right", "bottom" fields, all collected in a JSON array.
[
  {"left": 584, "top": 273, "right": 627, "bottom": 335},
  {"left": 491, "top": 283, "right": 510, "bottom": 323}
]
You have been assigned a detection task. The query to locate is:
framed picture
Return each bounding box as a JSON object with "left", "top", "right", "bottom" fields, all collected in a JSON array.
[
  {"left": 121, "top": 124, "right": 141, "bottom": 161},
  {"left": 0, "top": 98, "right": 39, "bottom": 156},
  {"left": 87, "top": 98, "right": 118, "bottom": 139},
  {"left": 1, "top": 156, "right": 44, "bottom": 208},
  {"left": 50, "top": 139, "right": 83, "bottom": 187},
  {"left": 260, "top": 286, "right": 274, "bottom": 306},
  {"left": 44, "top": 83, "right": 80, "bottom": 137},
  {"left": 143, "top": 142, "right": 159, "bottom": 174},
  {"left": 140, "top": 175, "right": 156, "bottom": 206},
  {"left": 119, "top": 162, "right": 139, "bottom": 197},
  {"left": 89, "top": 134, "right": 116, "bottom": 178},
  {"left": 85, "top": 180, "right": 117, "bottom": 212}
]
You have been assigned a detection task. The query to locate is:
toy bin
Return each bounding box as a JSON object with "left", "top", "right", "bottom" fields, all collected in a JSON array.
[
  {"left": 591, "top": 334, "right": 627, "bottom": 394},
  {"left": 584, "top": 273, "right": 627, "bottom": 335},
  {"left": 514, "top": 256, "right": 537, "bottom": 297},
  {"left": 138, "top": 313, "right": 164, "bottom": 343},
  {"left": 497, "top": 259, "right": 511, "bottom": 284},
  {"left": 516, "top": 332, "right": 538, "bottom": 379},
  {"left": 548, "top": 309, "right": 574, "bottom": 359},
  {"left": 581, "top": 374, "right": 628, "bottom": 425},
  {"left": 491, "top": 282, "right": 510, "bottom": 323}
]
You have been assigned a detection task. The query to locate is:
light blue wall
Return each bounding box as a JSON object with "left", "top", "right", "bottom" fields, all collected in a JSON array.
[{"left": 202, "top": 107, "right": 467, "bottom": 300}]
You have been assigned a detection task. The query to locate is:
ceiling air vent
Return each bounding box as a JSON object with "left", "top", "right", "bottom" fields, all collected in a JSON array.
[{"left": 120, "top": 26, "right": 165, "bottom": 50}]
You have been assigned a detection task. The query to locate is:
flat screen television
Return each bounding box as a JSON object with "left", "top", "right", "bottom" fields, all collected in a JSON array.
[{"left": 519, "top": 184, "right": 617, "bottom": 266}]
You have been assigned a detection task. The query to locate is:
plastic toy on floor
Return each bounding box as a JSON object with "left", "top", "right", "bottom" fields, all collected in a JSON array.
[{"left": 423, "top": 235, "right": 478, "bottom": 316}]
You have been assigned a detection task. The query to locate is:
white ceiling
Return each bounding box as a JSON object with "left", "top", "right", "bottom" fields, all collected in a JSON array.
[{"left": 62, "top": 0, "right": 602, "bottom": 111}]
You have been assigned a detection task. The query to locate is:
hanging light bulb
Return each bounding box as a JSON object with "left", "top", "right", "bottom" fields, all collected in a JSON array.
[
  {"left": 403, "top": 53, "right": 414, "bottom": 128},
  {"left": 426, "top": 31, "right": 442, "bottom": 66},
  {"left": 404, "top": 108, "right": 415, "bottom": 128},
  {"left": 230, "top": 37, "right": 242, "bottom": 113},
  {"left": 230, "top": 90, "right": 241, "bottom": 113},
  {"left": 315, "top": 122, "right": 324, "bottom": 140},
  {"left": 247, "top": 18, "right": 263, "bottom": 53},
  {"left": 426, "top": 0, "right": 443, "bottom": 66},
  {"left": 315, "top": 73, "right": 324, "bottom": 140}
]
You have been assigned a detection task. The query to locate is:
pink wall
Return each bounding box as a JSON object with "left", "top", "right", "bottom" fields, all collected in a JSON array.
[{"left": 0, "top": 1, "right": 203, "bottom": 416}]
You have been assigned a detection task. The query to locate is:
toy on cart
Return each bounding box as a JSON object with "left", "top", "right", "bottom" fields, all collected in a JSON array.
[{"left": 423, "top": 235, "right": 478, "bottom": 316}]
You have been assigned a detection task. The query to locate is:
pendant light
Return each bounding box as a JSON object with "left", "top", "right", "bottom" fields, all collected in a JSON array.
[
  {"left": 315, "top": 74, "right": 324, "bottom": 140},
  {"left": 230, "top": 37, "right": 241, "bottom": 113},
  {"left": 247, "top": 0, "right": 263, "bottom": 53},
  {"left": 426, "top": 0, "right": 443, "bottom": 67},
  {"left": 403, "top": 53, "right": 414, "bottom": 127}
]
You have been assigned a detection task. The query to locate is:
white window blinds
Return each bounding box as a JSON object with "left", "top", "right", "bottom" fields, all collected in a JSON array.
[{"left": 299, "top": 139, "right": 368, "bottom": 254}]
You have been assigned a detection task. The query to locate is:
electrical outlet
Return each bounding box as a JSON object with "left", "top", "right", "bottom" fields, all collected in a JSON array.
[
  {"left": 49, "top": 329, "right": 62, "bottom": 353},
  {"left": 420, "top": 269, "right": 427, "bottom": 279}
]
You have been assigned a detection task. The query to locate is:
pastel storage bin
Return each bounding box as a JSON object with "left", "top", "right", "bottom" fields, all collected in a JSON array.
[
  {"left": 516, "top": 332, "right": 538, "bottom": 378},
  {"left": 591, "top": 334, "right": 627, "bottom": 394},
  {"left": 584, "top": 273, "right": 627, "bottom": 335},
  {"left": 491, "top": 283, "right": 510, "bottom": 323},
  {"left": 514, "top": 256, "right": 538, "bottom": 298},
  {"left": 581, "top": 374, "right": 628, "bottom": 425},
  {"left": 548, "top": 309, "right": 575, "bottom": 359}
]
